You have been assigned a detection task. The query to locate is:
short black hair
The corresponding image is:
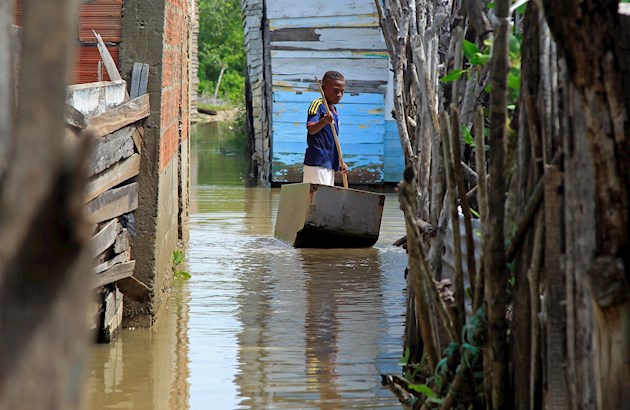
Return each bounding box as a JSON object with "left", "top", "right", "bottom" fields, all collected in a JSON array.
[{"left": 323, "top": 71, "right": 344, "bottom": 82}]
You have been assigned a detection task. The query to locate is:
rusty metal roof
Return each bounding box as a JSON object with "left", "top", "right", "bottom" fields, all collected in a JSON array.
[{"left": 15, "top": 0, "right": 122, "bottom": 84}]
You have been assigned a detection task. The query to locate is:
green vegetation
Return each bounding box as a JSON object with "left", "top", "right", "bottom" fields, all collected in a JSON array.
[
  {"left": 198, "top": 0, "right": 246, "bottom": 106},
  {"left": 172, "top": 250, "right": 191, "bottom": 280}
]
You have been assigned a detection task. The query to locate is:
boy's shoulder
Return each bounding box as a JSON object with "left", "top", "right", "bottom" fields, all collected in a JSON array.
[{"left": 307, "top": 97, "right": 324, "bottom": 115}]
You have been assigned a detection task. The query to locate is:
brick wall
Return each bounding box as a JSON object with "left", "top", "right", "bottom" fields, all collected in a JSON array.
[{"left": 160, "top": 0, "right": 190, "bottom": 171}]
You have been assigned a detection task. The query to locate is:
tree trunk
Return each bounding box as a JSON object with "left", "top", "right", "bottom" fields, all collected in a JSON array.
[{"left": 542, "top": 1, "right": 630, "bottom": 408}]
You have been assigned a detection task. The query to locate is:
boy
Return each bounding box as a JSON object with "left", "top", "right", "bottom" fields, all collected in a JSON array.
[{"left": 303, "top": 71, "right": 348, "bottom": 186}]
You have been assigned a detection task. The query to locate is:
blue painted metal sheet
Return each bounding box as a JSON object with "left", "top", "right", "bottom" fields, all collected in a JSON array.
[
  {"left": 272, "top": 90, "right": 388, "bottom": 184},
  {"left": 273, "top": 153, "right": 384, "bottom": 184},
  {"left": 274, "top": 141, "right": 384, "bottom": 156},
  {"left": 274, "top": 91, "right": 384, "bottom": 105},
  {"left": 270, "top": 15, "right": 380, "bottom": 30},
  {"left": 273, "top": 123, "right": 385, "bottom": 145},
  {"left": 274, "top": 110, "right": 385, "bottom": 126}
]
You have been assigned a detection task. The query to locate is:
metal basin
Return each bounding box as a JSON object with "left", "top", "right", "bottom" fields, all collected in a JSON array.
[{"left": 274, "top": 183, "right": 385, "bottom": 248}]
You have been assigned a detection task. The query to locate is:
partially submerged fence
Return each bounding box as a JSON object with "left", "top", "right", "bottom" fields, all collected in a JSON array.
[{"left": 66, "top": 77, "right": 149, "bottom": 342}]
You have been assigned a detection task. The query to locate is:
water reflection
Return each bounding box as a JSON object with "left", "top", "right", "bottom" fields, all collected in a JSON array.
[
  {"left": 85, "top": 281, "right": 190, "bottom": 409},
  {"left": 86, "top": 121, "right": 407, "bottom": 409}
]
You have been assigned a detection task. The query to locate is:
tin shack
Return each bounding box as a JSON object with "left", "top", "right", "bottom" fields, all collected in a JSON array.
[{"left": 243, "top": 0, "right": 403, "bottom": 185}]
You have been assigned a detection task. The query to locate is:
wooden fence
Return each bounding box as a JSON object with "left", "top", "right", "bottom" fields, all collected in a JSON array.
[{"left": 66, "top": 76, "right": 149, "bottom": 342}]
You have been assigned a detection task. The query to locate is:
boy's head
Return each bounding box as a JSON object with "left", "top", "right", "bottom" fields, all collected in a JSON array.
[{"left": 322, "top": 71, "right": 345, "bottom": 105}]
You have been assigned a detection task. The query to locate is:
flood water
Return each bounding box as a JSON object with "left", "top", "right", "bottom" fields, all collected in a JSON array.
[{"left": 86, "top": 121, "right": 408, "bottom": 409}]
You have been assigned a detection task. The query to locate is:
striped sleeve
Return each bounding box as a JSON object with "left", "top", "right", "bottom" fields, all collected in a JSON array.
[{"left": 308, "top": 98, "right": 323, "bottom": 115}]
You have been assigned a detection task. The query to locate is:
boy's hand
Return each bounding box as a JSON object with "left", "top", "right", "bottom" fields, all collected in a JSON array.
[
  {"left": 321, "top": 113, "right": 334, "bottom": 125},
  {"left": 340, "top": 162, "right": 348, "bottom": 174}
]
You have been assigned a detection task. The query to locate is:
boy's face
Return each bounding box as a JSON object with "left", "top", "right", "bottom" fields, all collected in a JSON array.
[{"left": 323, "top": 78, "right": 345, "bottom": 105}]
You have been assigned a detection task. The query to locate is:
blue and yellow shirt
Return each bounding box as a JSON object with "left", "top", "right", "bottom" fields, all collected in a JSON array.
[{"left": 304, "top": 98, "right": 340, "bottom": 171}]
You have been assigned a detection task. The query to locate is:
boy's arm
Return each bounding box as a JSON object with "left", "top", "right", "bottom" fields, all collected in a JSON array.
[{"left": 307, "top": 113, "right": 334, "bottom": 135}]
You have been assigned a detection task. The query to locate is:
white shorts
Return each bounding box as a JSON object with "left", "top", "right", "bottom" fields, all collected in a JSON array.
[{"left": 303, "top": 165, "right": 335, "bottom": 186}]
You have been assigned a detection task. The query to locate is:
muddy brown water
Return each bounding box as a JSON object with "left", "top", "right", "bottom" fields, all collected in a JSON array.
[{"left": 86, "top": 122, "right": 408, "bottom": 409}]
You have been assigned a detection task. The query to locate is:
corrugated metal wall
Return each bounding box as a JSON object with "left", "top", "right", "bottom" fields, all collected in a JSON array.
[
  {"left": 14, "top": 0, "right": 122, "bottom": 84},
  {"left": 264, "top": 0, "right": 403, "bottom": 184}
]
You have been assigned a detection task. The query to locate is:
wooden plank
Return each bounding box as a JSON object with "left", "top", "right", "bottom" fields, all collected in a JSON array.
[
  {"left": 273, "top": 140, "right": 384, "bottom": 155},
  {"left": 139, "top": 63, "right": 149, "bottom": 96},
  {"left": 270, "top": 57, "right": 389, "bottom": 82},
  {"left": 88, "top": 125, "right": 135, "bottom": 176},
  {"left": 273, "top": 123, "right": 385, "bottom": 144},
  {"left": 85, "top": 153, "right": 140, "bottom": 202},
  {"left": 65, "top": 103, "right": 87, "bottom": 129},
  {"left": 273, "top": 90, "right": 385, "bottom": 104},
  {"left": 271, "top": 49, "right": 388, "bottom": 59},
  {"left": 0, "top": 7, "right": 11, "bottom": 173},
  {"left": 114, "top": 228, "right": 130, "bottom": 254},
  {"left": 270, "top": 14, "right": 380, "bottom": 30},
  {"left": 130, "top": 62, "right": 142, "bottom": 98},
  {"left": 85, "top": 182, "right": 138, "bottom": 224},
  {"left": 93, "top": 250, "right": 130, "bottom": 274},
  {"left": 100, "top": 287, "right": 123, "bottom": 343},
  {"left": 89, "top": 219, "right": 120, "bottom": 258},
  {"left": 85, "top": 93, "right": 150, "bottom": 138},
  {"left": 94, "top": 260, "right": 135, "bottom": 288},
  {"left": 270, "top": 26, "right": 385, "bottom": 45},
  {"left": 267, "top": 0, "right": 376, "bottom": 19},
  {"left": 131, "top": 127, "right": 142, "bottom": 154},
  {"left": 93, "top": 29, "right": 121, "bottom": 82},
  {"left": 116, "top": 275, "right": 151, "bottom": 303}
]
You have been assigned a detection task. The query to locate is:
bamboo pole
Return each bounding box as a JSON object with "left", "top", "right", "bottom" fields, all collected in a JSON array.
[
  {"left": 441, "top": 111, "right": 465, "bottom": 335},
  {"left": 315, "top": 77, "right": 348, "bottom": 188}
]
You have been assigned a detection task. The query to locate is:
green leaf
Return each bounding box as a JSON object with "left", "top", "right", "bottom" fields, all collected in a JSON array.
[
  {"left": 508, "top": 72, "right": 521, "bottom": 91},
  {"left": 399, "top": 347, "right": 411, "bottom": 366},
  {"left": 470, "top": 53, "right": 491, "bottom": 66},
  {"left": 470, "top": 208, "right": 480, "bottom": 218},
  {"left": 440, "top": 69, "right": 467, "bottom": 83},
  {"left": 461, "top": 125, "right": 474, "bottom": 147},
  {"left": 509, "top": 34, "right": 521, "bottom": 55},
  {"left": 408, "top": 383, "right": 438, "bottom": 399},
  {"left": 463, "top": 40, "right": 480, "bottom": 59},
  {"left": 172, "top": 250, "right": 185, "bottom": 266},
  {"left": 175, "top": 270, "right": 191, "bottom": 280}
]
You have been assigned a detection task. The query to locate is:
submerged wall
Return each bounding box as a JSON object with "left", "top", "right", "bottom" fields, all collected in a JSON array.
[{"left": 120, "top": 0, "right": 192, "bottom": 327}]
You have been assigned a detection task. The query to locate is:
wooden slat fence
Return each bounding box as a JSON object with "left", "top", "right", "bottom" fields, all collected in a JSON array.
[{"left": 66, "top": 75, "right": 149, "bottom": 342}]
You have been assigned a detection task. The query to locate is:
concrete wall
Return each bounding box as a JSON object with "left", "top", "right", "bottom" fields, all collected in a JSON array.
[{"left": 120, "top": 0, "right": 192, "bottom": 327}]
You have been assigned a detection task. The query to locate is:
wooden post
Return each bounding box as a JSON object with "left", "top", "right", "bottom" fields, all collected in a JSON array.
[
  {"left": 0, "top": 0, "right": 92, "bottom": 408},
  {"left": 484, "top": 0, "right": 511, "bottom": 408},
  {"left": 0, "top": 0, "right": 12, "bottom": 180}
]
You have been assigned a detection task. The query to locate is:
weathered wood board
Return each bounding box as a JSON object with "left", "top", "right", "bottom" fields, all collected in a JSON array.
[
  {"left": 86, "top": 153, "right": 140, "bottom": 202},
  {"left": 116, "top": 275, "right": 151, "bottom": 304},
  {"left": 85, "top": 93, "right": 149, "bottom": 138},
  {"left": 93, "top": 250, "right": 130, "bottom": 275},
  {"left": 266, "top": 0, "right": 376, "bottom": 19},
  {"left": 85, "top": 182, "right": 138, "bottom": 224},
  {"left": 90, "top": 219, "right": 120, "bottom": 258},
  {"left": 88, "top": 125, "right": 135, "bottom": 176},
  {"left": 93, "top": 260, "right": 136, "bottom": 288}
]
